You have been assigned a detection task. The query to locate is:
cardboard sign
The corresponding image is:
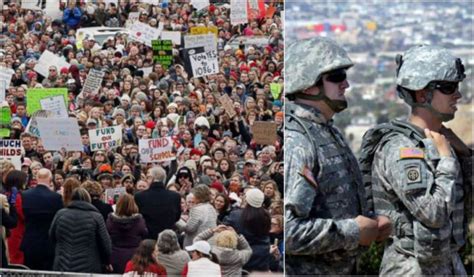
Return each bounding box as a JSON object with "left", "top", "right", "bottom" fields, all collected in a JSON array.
[
  {"left": 191, "top": 0, "right": 209, "bottom": 11},
  {"left": 190, "top": 50, "right": 219, "bottom": 78},
  {"left": 82, "top": 69, "right": 105, "bottom": 96},
  {"left": 39, "top": 95, "right": 68, "bottom": 118},
  {"left": 25, "top": 110, "right": 54, "bottom": 137},
  {"left": 160, "top": 31, "right": 181, "bottom": 45},
  {"left": 270, "top": 83, "right": 282, "bottom": 100},
  {"left": 89, "top": 126, "right": 123, "bottom": 152},
  {"left": 26, "top": 88, "right": 68, "bottom": 115},
  {"left": 251, "top": 121, "right": 277, "bottom": 145},
  {"left": 105, "top": 187, "right": 126, "bottom": 205},
  {"left": 190, "top": 26, "right": 218, "bottom": 37},
  {"left": 0, "top": 140, "right": 22, "bottom": 169},
  {"left": 128, "top": 22, "right": 161, "bottom": 47},
  {"left": 184, "top": 34, "right": 216, "bottom": 51},
  {"left": 34, "top": 50, "right": 71, "bottom": 77},
  {"left": 218, "top": 94, "right": 237, "bottom": 118},
  {"left": 36, "top": 117, "right": 82, "bottom": 151},
  {"left": 152, "top": 40, "right": 173, "bottom": 69},
  {"left": 231, "top": 0, "right": 248, "bottom": 25},
  {"left": 139, "top": 137, "right": 176, "bottom": 163}
]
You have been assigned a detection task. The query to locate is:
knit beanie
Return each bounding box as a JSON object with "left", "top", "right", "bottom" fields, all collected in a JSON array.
[{"left": 245, "top": 188, "right": 264, "bottom": 208}]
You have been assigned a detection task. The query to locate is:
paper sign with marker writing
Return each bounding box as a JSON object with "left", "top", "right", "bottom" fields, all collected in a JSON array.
[
  {"left": 36, "top": 117, "right": 82, "bottom": 151},
  {"left": 128, "top": 22, "right": 161, "bottom": 47},
  {"left": 89, "top": 126, "right": 123, "bottom": 152},
  {"left": 34, "top": 50, "right": 71, "bottom": 78},
  {"left": 184, "top": 34, "right": 216, "bottom": 51},
  {"left": 39, "top": 95, "right": 68, "bottom": 118},
  {"left": 190, "top": 50, "right": 219, "bottom": 78},
  {"left": 230, "top": 0, "right": 248, "bottom": 25},
  {"left": 26, "top": 88, "right": 68, "bottom": 115},
  {"left": 139, "top": 137, "right": 176, "bottom": 163},
  {"left": 160, "top": 31, "right": 181, "bottom": 45}
]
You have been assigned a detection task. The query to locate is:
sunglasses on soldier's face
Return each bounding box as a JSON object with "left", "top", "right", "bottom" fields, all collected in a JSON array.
[
  {"left": 325, "top": 69, "right": 347, "bottom": 83},
  {"left": 429, "top": 82, "right": 459, "bottom": 95}
]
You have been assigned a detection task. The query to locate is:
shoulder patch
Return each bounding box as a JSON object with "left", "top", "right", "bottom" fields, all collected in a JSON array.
[
  {"left": 298, "top": 166, "right": 318, "bottom": 189},
  {"left": 400, "top": 147, "right": 424, "bottom": 159}
]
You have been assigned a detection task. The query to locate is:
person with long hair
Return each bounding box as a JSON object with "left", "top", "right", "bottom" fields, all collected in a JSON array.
[
  {"left": 213, "top": 193, "right": 231, "bottom": 224},
  {"left": 124, "top": 239, "right": 167, "bottom": 276},
  {"left": 61, "top": 177, "right": 81, "bottom": 207},
  {"left": 106, "top": 194, "right": 147, "bottom": 274}
]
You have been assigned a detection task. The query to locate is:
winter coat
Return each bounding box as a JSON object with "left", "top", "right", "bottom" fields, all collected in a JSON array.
[
  {"left": 62, "top": 7, "right": 82, "bottom": 28},
  {"left": 176, "top": 202, "right": 217, "bottom": 247},
  {"left": 91, "top": 198, "right": 113, "bottom": 222},
  {"left": 49, "top": 201, "right": 112, "bottom": 273},
  {"left": 106, "top": 213, "right": 147, "bottom": 274}
]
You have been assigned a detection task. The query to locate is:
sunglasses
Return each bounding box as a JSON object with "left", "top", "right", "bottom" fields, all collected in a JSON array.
[
  {"left": 325, "top": 69, "right": 347, "bottom": 83},
  {"left": 429, "top": 82, "right": 459, "bottom": 95}
]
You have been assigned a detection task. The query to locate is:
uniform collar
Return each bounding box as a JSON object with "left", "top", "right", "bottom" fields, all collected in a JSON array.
[{"left": 286, "top": 101, "right": 332, "bottom": 125}]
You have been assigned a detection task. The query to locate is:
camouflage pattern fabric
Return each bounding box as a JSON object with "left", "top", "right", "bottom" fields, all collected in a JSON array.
[
  {"left": 285, "top": 37, "right": 353, "bottom": 95},
  {"left": 284, "top": 101, "right": 367, "bottom": 275},
  {"left": 367, "top": 121, "right": 467, "bottom": 275}
]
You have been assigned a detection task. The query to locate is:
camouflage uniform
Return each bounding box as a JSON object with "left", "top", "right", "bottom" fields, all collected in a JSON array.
[
  {"left": 284, "top": 37, "right": 369, "bottom": 276},
  {"left": 361, "top": 45, "right": 470, "bottom": 275}
]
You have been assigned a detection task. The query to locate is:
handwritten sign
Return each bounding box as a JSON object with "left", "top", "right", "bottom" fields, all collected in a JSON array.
[
  {"left": 184, "top": 34, "right": 216, "bottom": 51},
  {"left": 89, "top": 126, "right": 123, "bottom": 152},
  {"left": 36, "top": 117, "right": 82, "bottom": 151},
  {"left": 34, "top": 50, "right": 71, "bottom": 77},
  {"left": 139, "top": 137, "right": 176, "bottom": 163},
  {"left": 191, "top": 0, "right": 209, "bottom": 11},
  {"left": 39, "top": 95, "right": 68, "bottom": 118},
  {"left": 160, "top": 31, "right": 181, "bottom": 45},
  {"left": 152, "top": 40, "right": 173, "bottom": 69},
  {"left": 190, "top": 26, "right": 218, "bottom": 37},
  {"left": 218, "top": 94, "right": 237, "bottom": 118},
  {"left": 231, "top": 0, "right": 248, "bottom": 25},
  {"left": 128, "top": 22, "right": 161, "bottom": 47},
  {"left": 251, "top": 121, "right": 277, "bottom": 145},
  {"left": 82, "top": 69, "right": 105, "bottom": 96},
  {"left": 26, "top": 88, "right": 68, "bottom": 115},
  {"left": 0, "top": 140, "right": 22, "bottom": 169},
  {"left": 190, "top": 50, "right": 219, "bottom": 78},
  {"left": 25, "top": 110, "right": 54, "bottom": 138}
]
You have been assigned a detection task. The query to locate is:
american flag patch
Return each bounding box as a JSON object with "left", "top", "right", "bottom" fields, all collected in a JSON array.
[{"left": 400, "top": 147, "right": 424, "bottom": 159}]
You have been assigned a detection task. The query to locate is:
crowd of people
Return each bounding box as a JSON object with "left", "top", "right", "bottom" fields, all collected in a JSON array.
[{"left": 1, "top": 0, "right": 284, "bottom": 275}]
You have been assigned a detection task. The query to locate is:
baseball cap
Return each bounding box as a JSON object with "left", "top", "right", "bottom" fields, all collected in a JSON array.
[{"left": 185, "top": 240, "right": 211, "bottom": 255}]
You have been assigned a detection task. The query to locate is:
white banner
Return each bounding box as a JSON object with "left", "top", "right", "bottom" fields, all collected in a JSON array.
[
  {"left": 0, "top": 67, "right": 15, "bottom": 87},
  {"left": 230, "top": 0, "right": 248, "bottom": 25},
  {"left": 191, "top": 0, "right": 209, "bottom": 11},
  {"left": 34, "top": 50, "right": 71, "bottom": 77},
  {"left": 139, "top": 137, "right": 176, "bottom": 163},
  {"left": 0, "top": 140, "right": 22, "bottom": 169},
  {"left": 25, "top": 110, "right": 54, "bottom": 137},
  {"left": 184, "top": 34, "right": 216, "bottom": 51},
  {"left": 36, "top": 117, "right": 82, "bottom": 151},
  {"left": 128, "top": 22, "right": 161, "bottom": 47},
  {"left": 160, "top": 31, "right": 181, "bottom": 45},
  {"left": 89, "top": 126, "right": 123, "bottom": 152},
  {"left": 39, "top": 95, "right": 68, "bottom": 118},
  {"left": 190, "top": 50, "right": 219, "bottom": 78},
  {"left": 82, "top": 69, "right": 105, "bottom": 96}
]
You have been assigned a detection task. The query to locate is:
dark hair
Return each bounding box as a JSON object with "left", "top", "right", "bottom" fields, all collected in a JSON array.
[
  {"left": 131, "top": 239, "right": 159, "bottom": 275},
  {"left": 240, "top": 206, "right": 271, "bottom": 237},
  {"left": 214, "top": 192, "right": 230, "bottom": 213},
  {"left": 5, "top": 170, "right": 28, "bottom": 190}
]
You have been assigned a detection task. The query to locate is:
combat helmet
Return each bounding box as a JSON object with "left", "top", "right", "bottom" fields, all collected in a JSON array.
[
  {"left": 396, "top": 45, "right": 465, "bottom": 121},
  {"left": 285, "top": 37, "right": 353, "bottom": 112}
]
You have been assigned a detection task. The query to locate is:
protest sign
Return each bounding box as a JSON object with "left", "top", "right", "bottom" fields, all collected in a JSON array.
[
  {"left": 182, "top": 47, "right": 205, "bottom": 77},
  {"left": 251, "top": 121, "right": 277, "bottom": 145},
  {"left": 36, "top": 117, "right": 82, "bottom": 151},
  {"left": 139, "top": 137, "right": 176, "bottom": 163},
  {"left": 34, "top": 50, "right": 71, "bottom": 77},
  {"left": 0, "top": 140, "right": 22, "bottom": 169},
  {"left": 21, "top": 1, "right": 43, "bottom": 10},
  {"left": 0, "top": 66, "right": 15, "bottom": 87},
  {"left": 190, "top": 26, "right": 218, "bottom": 37},
  {"left": 82, "top": 69, "right": 105, "bottom": 96},
  {"left": 190, "top": 50, "right": 219, "bottom": 78},
  {"left": 89, "top": 126, "right": 123, "bottom": 152},
  {"left": 160, "top": 31, "right": 181, "bottom": 45},
  {"left": 39, "top": 95, "right": 68, "bottom": 118},
  {"left": 128, "top": 22, "right": 161, "bottom": 47},
  {"left": 26, "top": 88, "right": 68, "bottom": 115},
  {"left": 270, "top": 83, "right": 282, "bottom": 99},
  {"left": 0, "top": 105, "right": 11, "bottom": 138},
  {"left": 0, "top": 80, "right": 6, "bottom": 103},
  {"left": 230, "top": 0, "right": 248, "bottom": 25},
  {"left": 218, "top": 94, "right": 237, "bottom": 118},
  {"left": 152, "top": 40, "right": 173, "bottom": 69},
  {"left": 25, "top": 110, "right": 54, "bottom": 137},
  {"left": 105, "top": 187, "right": 126, "bottom": 205},
  {"left": 247, "top": 0, "right": 265, "bottom": 20},
  {"left": 125, "top": 12, "right": 140, "bottom": 28},
  {"left": 191, "top": 0, "right": 209, "bottom": 11},
  {"left": 184, "top": 34, "right": 216, "bottom": 51},
  {"left": 141, "top": 66, "right": 153, "bottom": 77}
]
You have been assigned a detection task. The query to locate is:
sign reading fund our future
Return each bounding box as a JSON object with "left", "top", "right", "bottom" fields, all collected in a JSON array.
[{"left": 89, "top": 126, "right": 123, "bottom": 152}]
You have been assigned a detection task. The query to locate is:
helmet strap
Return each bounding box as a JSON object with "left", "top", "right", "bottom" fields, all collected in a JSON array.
[
  {"left": 412, "top": 90, "right": 454, "bottom": 122},
  {"left": 296, "top": 86, "right": 348, "bottom": 113}
]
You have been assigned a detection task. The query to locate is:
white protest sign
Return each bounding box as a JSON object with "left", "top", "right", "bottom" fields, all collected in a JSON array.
[
  {"left": 184, "top": 34, "right": 216, "bottom": 51},
  {"left": 39, "top": 95, "right": 68, "bottom": 118},
  {"left": 190, "top": 50, "right": 219, "bottom": 78},
  {"left": 0, "top": 80, "right": 6, "bottom": 103},
  {"left": 82, "top": 69, "right": 105, "bottom": 95},
  {"left": 44, "top": 1, "right": 62, "bottom": 19},
  {"left": 128, "top": 22, "right": 161, "bottom": 47},
  {"left": 89, "top": 126, "right": 123, "bottom": 152},
  {"left": 191, "top": 0, "right": 209, "bottom": 11},
  {"left": 126, "top": 12, "right": 140, "bottom": 28},
  {"left": 105, "top": 187, "right": 126, "bottom": 205},
  {"left": 34, "top": 50, "right": 71, "bottom": 77},
  {"left": 36, "top": 117, "right": 82, "bottom": 151},
  {"left": 21, "top": 1, "right": 43, "bottom": 10},
  {"left": 139, "top": 137, "right": 176, "bottom": 163},
  {"left": 0, "top": 67, "right": 15, "bottom": 87},
  {"left": 141, "top": 66, "right": 153, "bottom": 77},
  {"left": 230, "top": 0, "right": 248, "bottom": 25},
  {"left": 0, "top": 140, "right": 22, "bottom": 169},
  {"left": 104, "top": 0, "right": 118, "bottom": 7},
  {"left": 160, "top": 31, "right": 181, "bottom": 45},
  {"left": 25, "top": 110, "right": 54, "bottom": 137}
]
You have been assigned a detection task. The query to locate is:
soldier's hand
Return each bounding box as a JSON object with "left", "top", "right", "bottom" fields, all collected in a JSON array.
[
  {"left": 424, "top": 129, "right": 452, "bottom": 157},
  {"left": 375, "top": 215, "right": 392, "bottom": 241},
  {"left": 355, "top": 215, "right": 379, "bottom": 246},
  {"left": 440, "top": 126, "right": 472, "bottom": 157}
]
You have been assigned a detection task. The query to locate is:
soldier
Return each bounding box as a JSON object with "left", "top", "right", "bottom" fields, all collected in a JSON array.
[
  {"left": 284, "top": 37, "right": 392, "bottom": 275},
  {"left": 360, "top": 45, "right": 472, "bottom": 275}
]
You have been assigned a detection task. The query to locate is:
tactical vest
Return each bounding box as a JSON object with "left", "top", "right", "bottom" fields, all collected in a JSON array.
[
  {"left": 360, "top": 120, "right": 465, "bottom": 263},
  {"left": 286, "top": 110, "right": 366, "bottom": 221}
]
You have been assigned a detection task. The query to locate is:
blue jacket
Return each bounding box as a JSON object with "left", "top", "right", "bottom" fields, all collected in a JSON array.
[{"left": 63, "top": 7, "right": 82, "bottom": 27}]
